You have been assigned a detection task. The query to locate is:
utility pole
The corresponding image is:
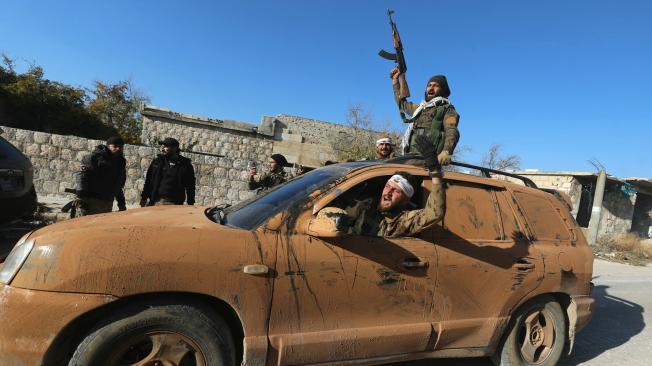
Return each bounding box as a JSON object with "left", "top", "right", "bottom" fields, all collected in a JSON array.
[{"left": 587, "top": 169, "right": 607, "bottom": 245}]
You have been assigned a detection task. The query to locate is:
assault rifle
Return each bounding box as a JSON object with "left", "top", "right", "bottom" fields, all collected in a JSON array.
[{"left": 379, "top": 9, "right": 410, "bottom": 100}]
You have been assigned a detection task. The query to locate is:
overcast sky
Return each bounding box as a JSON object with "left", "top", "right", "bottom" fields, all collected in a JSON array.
[{"left": 1, "top": 0, "right": 650, "bottom": 178}]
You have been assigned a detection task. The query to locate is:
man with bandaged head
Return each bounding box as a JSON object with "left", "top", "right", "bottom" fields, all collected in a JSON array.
[
  {"left": 334, "top": 136, "right": 445, "bottom": 238},
  {"left": 390, "top": 67, "right": 460, "bottom": 165},
  {"left": 370, "top": 137, "right": 395, "bottom": 160}
]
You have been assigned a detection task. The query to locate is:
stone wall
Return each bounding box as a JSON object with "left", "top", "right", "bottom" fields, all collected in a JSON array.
[
  {"left": 141, "top": 105, "right": 274, "bottom": 170},
  {"left": 600, "top": 184, "right": 636, "bottom": 236},
  {"left": 1, "top": 126, "right": 260, "bottom": 207},
  {"left": 140, "top": 105, "right": 389, "bottom": 169},
  {"left": 274, "top": 114, "right": 384, "bottom": 146},
  {"left": 2, "top": 104, "right": 390, "bottom": 211}
]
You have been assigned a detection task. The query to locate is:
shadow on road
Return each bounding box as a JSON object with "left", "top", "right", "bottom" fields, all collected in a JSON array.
[
  {"left": 392, "top": 284, "right": 645, "bottom": 366},
  {"left": 559, "top": 283, "right": 645, "bottom": 365}
]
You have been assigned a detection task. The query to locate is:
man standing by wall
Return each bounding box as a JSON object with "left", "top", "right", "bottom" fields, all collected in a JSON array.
[
  {"left": 76, "top": 136, "right": 127, "bottom": 216},
  {"left": 248, "top": 154, "right": 290, "bottom": 192},
  {"left": 140, "top": 137, "right": 196, "bottom": 206},
  {"left": 390, "top": 67, "right": 460, "bottom": 165}
]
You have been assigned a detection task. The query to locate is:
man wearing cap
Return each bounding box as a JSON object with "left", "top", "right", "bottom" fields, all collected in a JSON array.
[
  {"left": 76, "top": 136, "right": 127, "bottom": 216},
  {"left": 389, "top": 67, "right": 460, "bottom": 165},
  {"left": 248, "top": 154, "right": 290, "bottom": 191},
  {"left": 140, "top": 137, "right": 196, "bottom": 206},
  {"left": 370, "top": 137, "right": 395, "bottom": 160},
  {"left": 336, "top": 136, "right": 445, "bottom": 237}
]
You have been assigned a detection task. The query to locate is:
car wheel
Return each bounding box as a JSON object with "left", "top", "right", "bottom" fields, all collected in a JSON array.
[
  {"left": 69, "top": 303, "right": 236, "bottom": 366},
  {"left": 492, "top": 296, "right": 567, "bottom": 366}
]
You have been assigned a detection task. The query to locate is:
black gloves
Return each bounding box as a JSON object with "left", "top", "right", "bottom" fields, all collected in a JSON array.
[{"left": 415, "top": 135, "right": 442, "bottom": 174}]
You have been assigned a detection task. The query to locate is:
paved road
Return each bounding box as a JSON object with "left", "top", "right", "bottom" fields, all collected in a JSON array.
[{"left": 396, "top": 259, "right": 651, "bottom": 366}]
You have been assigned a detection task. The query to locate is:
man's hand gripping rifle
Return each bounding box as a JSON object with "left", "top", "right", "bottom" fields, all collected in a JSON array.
[{"left": 379, "top": 8, "right": 410, "bottom": 106}]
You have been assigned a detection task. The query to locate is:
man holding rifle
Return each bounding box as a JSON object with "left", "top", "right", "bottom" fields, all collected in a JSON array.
[
  {"left": 379, "top": 9, "right": 460, "bottom": 165},
  {"left": 390, "top": 69, "right": 460, "bottom": 165}
]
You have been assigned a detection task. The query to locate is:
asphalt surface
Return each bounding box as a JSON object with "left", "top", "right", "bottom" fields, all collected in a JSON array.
[
  {"left": 396, "top": 259, "right": 652, "bottom": 366},
  {"left": 1, "top": 228, "right": 649, "bottom": 365}
]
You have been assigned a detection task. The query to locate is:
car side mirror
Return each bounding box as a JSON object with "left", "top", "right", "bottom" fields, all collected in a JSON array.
[{"left": 303, "top": 207, "right": 348, "bottom": 238}]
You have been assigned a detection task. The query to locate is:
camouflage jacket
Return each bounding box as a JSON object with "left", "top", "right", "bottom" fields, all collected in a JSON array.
[
  {"left": 248, "top": 170, "right": 290, "bottom": 191},
  {"left": 344, "top": 179, "right": 445, "bottom": 238},
  {"left": 367, "top": 150, "right": 396, "bottom": 161},
  {"left": 393, "top": 83, "right": 460, "bottom": 155}
]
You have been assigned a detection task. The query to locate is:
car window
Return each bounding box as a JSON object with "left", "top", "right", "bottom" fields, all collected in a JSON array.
[
  {"left": 222, "top": 164, "right": 361, "bottom": 230},
  {"left": 442, "top": 181, "right": 502, "bottom": 241},
  {"left": 514, "top": 192, "right": 571, "bottom": 241},
  {"left": 326, "top": 173, "right": 426, "bottom": 237}
]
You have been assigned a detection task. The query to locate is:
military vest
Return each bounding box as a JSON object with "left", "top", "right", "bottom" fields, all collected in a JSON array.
[{"left": 409, "top": 103, "right": 450, "bottom": 154}]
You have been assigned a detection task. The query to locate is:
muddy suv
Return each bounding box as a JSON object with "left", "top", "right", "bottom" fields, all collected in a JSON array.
[{"left": 0, "top": 160, "right": 594, "bottom": 366}]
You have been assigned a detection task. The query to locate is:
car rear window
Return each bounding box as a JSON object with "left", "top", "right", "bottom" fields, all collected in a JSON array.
[
  {"left": 442, "top": 181, "right": 502, "bottom": 241},
  {"left": 514, "top": 192, "right": 571, "bottom": 241}
]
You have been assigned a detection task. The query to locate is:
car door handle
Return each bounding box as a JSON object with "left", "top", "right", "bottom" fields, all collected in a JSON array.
[
  {"left": 514, "top": 258, "right": 535, "bottom": 271},
  {"left": 401, "top": 258, "right": 429, "bottom": 269}
]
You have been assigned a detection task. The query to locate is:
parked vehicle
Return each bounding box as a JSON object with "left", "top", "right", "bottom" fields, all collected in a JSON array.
[
  {"left": 0, "top": 159, "right": 594, "bottom": 366},
  {"left": 0, "top": 130, "right": 36, "bottom": 223}
]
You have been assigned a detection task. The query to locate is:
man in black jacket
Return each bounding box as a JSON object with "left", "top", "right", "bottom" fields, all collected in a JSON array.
[
  {"left": 140, "top": 137, "right": 195, "bottom": 206},
  {"left": 76, "top": 136, "right": 127, "bottom": 216}
]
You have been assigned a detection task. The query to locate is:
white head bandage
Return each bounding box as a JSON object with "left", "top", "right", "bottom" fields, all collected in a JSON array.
[
  {"left": 376, "top": 137, "right": 394, "bottom": 146},
  {"left": 388, "top": 174, "right": 414, "bottom": 198}
]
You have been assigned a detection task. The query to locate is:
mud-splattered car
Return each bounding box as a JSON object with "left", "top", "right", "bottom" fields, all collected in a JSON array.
[{"left": 0, "top": 159, "right": 594, "bottom": 366}]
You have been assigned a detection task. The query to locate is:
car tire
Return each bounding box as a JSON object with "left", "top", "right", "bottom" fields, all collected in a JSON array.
[
  {"left": 68, "top": 302, "right": 236, "bottom": 366},
  {"left": 492, "top": 296, "right": 567, "bottom": 366}
]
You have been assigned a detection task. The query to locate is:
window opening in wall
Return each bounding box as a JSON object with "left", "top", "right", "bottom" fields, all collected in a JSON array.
[
  {"left": 631, "top": 192, "right": 652, "bottom": 238},
  {"left": 576, "top": 178, "right": 595, "bottom": 228}
]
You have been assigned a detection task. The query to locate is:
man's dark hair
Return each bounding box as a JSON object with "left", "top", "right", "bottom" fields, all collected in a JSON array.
[{"left": 106, "top": 136, "right": 125, "bottom": 146}]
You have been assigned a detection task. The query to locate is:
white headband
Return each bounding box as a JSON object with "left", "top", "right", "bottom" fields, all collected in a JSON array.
[
  {"left": 388, "top": 174, "right": 414, "bottom": 198},
  {"left": 376, "top": 137, "right": 393, "bottom": 146}
]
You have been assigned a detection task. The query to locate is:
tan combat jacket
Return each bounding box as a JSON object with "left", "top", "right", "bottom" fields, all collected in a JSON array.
[{"left": 345, "top": 179, "right": 445, "bottom": 238}]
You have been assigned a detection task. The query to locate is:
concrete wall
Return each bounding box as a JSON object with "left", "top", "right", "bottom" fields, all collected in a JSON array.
[{"left": 0, "top": 126, "right": 260, "bottom": 206}]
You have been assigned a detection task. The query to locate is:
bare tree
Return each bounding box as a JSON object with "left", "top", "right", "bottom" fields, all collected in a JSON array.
[
  {"left": 331, "top": 103, "right": 400, "bottom": 161},
  {"left": 481, "top": 144, "right": 521, "bottom": 171}
]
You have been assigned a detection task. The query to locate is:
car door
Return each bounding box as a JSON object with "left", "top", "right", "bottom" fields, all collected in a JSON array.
[
  {"left": 432, "top": 180, "right": 544, "bottom": 350},
  {"left": 267, "top": 170, "right": 440, "bottom": 365}
]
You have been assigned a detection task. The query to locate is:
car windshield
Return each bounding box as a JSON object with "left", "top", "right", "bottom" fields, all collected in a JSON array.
[{"left": 219, "top": 162, "right": 371, "bottom": 230}]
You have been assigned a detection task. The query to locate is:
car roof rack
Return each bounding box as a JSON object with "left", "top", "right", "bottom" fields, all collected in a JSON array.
[{"left": 385, "top": 154, "right": 538, "bottom": 189}]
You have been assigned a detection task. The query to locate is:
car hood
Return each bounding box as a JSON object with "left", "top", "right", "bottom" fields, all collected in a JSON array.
[
  {"left": 32, "top": 205, "right": 213, "bottom": 237},
  {"left": 12, "top": 205, "right": 260, "bottom": 294}
]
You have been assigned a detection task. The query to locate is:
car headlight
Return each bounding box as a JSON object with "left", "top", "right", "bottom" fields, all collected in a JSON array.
[{"left": 0, "top": 234, "right": 35, "bottom": 284}]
